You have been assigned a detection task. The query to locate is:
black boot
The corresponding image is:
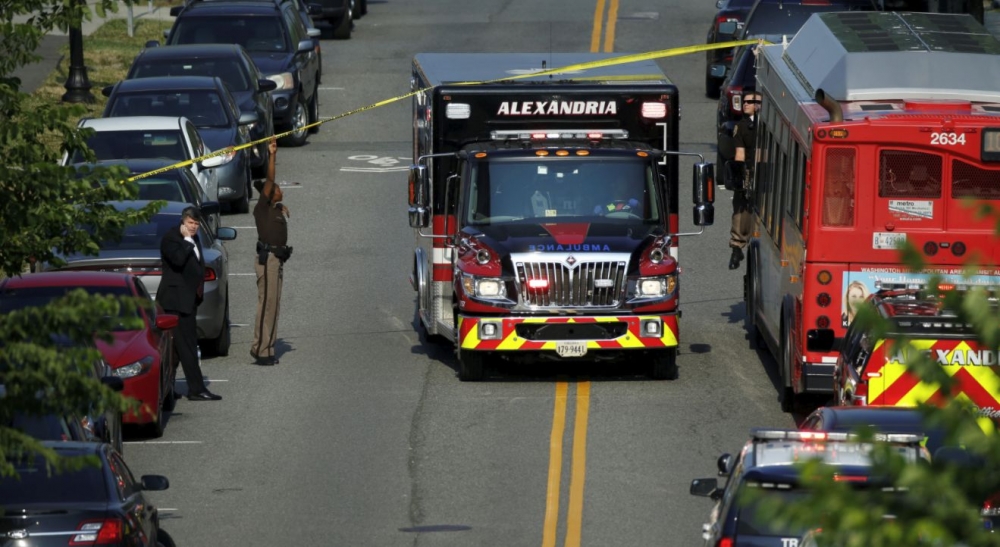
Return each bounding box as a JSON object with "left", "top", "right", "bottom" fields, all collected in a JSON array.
[{"left": 729, "top": 247, "right": 744, "bottom": 270}]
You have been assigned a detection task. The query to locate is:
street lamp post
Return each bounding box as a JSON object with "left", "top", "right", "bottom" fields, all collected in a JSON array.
[{"left": 61, "top": 2, "right": 94, "bottom": 104}]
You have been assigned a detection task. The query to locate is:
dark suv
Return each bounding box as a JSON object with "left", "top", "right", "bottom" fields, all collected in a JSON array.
[
  {"left": 691, "top": 428, "right": 926, "bottom": 547},
  {"left": 704, "top": 0, "right": 756, "bottom": 98},
  {"left": 125, "top": 43, "right": 277, "bottom": 176},
  {"left": 164, "top": 0, "right": 321, "bottom": 147}
]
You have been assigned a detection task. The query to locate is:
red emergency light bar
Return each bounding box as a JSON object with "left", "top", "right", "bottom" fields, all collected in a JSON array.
[
  {"left": 490, "top": 129, "right": 629, "bottom": 141},
  {"left": 752, "top": 429, "right": 921, "bottom": 443},
  {"left": 527, "top": 279, "right": 549, "bottom": 290}
]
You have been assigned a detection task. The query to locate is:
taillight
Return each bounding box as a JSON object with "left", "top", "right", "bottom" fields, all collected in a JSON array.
[
  {"left": 70, "top": 518, "right": 123, "bottom": 545},
  {"left": 833, "top": 474, "right": 868, "bottom": 482},
  {"left": 727, "top": 86, "right": 744, "bottom": 115},
  {"left": 204, "top": 267, "right": 217, "bottom": 281},
  {"left": 718, "top": 537, "right": 734, "bottom": 547}
]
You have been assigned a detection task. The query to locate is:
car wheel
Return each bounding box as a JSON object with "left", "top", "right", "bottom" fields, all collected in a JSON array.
[
  {"left": 332, "top": 5, "right": 352, "bottom": 39},
  {"left": 649, "top": 348, "right": 679, "bottom": 380},
  {"left": 354, "top": 0, "right": 366, "bottom": 18},
  {"left": 278, "top": 93, "right": 309, "bottom": 147},
  {"left": 705, "top": 73, "right": 721, "bottom": 99},
  {"left": 162, "top": 362, "right": 177, "bottom": 413},
  {"left": 307, "top": 85, "right": 320, "bottom": 135},
  {"left": 233, "top": 165, "right": 251, "bottom": 214},
  {"left": 156, "top": 529, "right": 177, "bottom": 547},
  {"left": 208, "top": 297, "right": 231, "bottom": 357},
  {"left": 145, "top": 387, "right": 165, "bottom": 438},
  {"left": 457, "top": 349, "right": 486, "bottom": 381}
]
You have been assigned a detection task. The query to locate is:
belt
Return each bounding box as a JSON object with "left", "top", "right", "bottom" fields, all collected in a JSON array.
[{"left": 256, "top": 241, "right": 289, "bottom": 252}]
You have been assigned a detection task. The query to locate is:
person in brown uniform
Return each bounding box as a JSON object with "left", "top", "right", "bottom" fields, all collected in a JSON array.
[{"left": 251, "top": 139, "right": 291, "bottom": 365}]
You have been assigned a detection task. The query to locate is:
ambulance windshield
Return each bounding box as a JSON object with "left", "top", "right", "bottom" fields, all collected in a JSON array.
[{"left": 464, "top": 157, "right": 661, "bottom": 226}]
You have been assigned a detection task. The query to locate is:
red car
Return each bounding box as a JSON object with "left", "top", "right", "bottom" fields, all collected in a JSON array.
[{"left": 0, "top": 271, "right": 179, "bottom": 437}]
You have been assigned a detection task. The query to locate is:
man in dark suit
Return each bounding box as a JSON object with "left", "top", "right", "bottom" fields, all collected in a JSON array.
[{"left": 156, "top": 206, "right": 222, "bottom": 401}]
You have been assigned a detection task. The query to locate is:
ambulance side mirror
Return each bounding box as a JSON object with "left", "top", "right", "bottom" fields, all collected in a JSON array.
[
  {"left": 408, "top": 165, "right": 430, "bottom": 229},
  {"left": 692, "top": 162, "right": 715, "bottom": 227}
]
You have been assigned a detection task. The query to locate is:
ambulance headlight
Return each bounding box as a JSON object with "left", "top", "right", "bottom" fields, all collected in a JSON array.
[
  {"left": 461, "top": 274, "right": 506, "bottom": 299},
  {"left": 632, "top": 275, "right": 677, "bottom": 299}
]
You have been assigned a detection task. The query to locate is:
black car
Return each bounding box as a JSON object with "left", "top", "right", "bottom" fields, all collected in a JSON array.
[
  {"left": 74, "top": 159, "right": 223, "bottom": 234},
  {"left": 101, "top": 76, "right": 256, "bottom": 213},
  {"left": 124, "top": 43, "right": 278, "bottom": 178},
  {"left": 163, "top": 0, "right": 322, "bottom": 147},
  {"left": 691, "top": 428, "right": 927, "bottom": 547},
  {"left": 714, "top": 0, "right": 878, "bottom": 179},
  {"left": 0, "top": 441, "right": 171, "bottom": 547},
  {"left": 705, "top": 0, "right": 756, "bottom": 98}
]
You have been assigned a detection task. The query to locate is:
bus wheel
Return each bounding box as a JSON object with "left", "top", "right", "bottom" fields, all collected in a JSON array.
[
  {"left": 650, "top": 348, "right": 679, "bottom": 380},
  {"left": 458, "top": 349, "right": 487, "bottom": 382},
  {"left": 779, "top": 320, "right": 797, "bottom": 413},
  {"left": 746, "top": 261, "right": 764, "bottom": 350}
]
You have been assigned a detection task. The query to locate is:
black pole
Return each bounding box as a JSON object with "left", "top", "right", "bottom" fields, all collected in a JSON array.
[{"left": 62, "top": 2, "right": 93, "bottom": 104}]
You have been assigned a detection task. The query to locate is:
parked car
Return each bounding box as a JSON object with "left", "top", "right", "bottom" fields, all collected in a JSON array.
[
  {"left": 44, "top": 201, "right": 237, "bottom": 357},
  {"left": 101, "top": 76, "right": 256, "bottom": 213},
  {"left": 162, "top": 0, "right": 322, "bottom": 146},
  {"left": 74, "top": 158, "right": 223, "bottom": 235},
  {"left": 0, "top": 272, "right": 182, "bottom": 437},
  {"left": 123, "top": 43, "right": 277, "bottom": 179},
  {"left": 65, "top": 116, "right": 228, "bottom": 202},
  {"left": 705, "top": 0, "right": 755, "bottom": 98},
  {"left": 714, "top": 0, "right": 878, "bottom": 175},
  {"left": 0, "top": 332, "right": 124, "bottom": 454},
  {"left": 0, "top": 441, "right": 172, "bottom": 547}
]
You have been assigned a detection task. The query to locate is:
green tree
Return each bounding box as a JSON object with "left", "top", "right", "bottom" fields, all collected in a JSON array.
[{"left": 1, "top": 0, "right": 159, "bottom": 475}]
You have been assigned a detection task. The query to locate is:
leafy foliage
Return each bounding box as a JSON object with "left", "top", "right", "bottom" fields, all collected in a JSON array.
[{"left": 1, "top": 0, "right": 162, "bottom": 476}]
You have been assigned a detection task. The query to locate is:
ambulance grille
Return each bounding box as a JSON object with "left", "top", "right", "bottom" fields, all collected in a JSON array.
[{"left": 515, "top": 260, "right": 626, "bottom": 308}]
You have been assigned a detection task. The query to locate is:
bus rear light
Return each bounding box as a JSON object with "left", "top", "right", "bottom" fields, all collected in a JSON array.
[
  {"left": 923, "top": 241, "right": 938, "bottom": 256},
  {"left": 938, "top": 283, "right": 956, "bottom": 292},
  {"left": 952, "top": 241, "right": 966, "bottom": 256},
  {"left": 817, "top": 293, "right": 831, "bottom": 307},
  {"left": 816, "top": 315, "right": 831, "bottom": 329},
  {"left": 817, "top": 270, "right": 832, "bottom": 285},
  {"left": 641, "top": 102, "right": 667, "bottom": 119}
]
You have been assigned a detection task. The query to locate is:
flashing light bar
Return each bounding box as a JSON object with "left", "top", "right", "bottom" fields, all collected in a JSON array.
[
  {"left": 527, "top": 278, "right": 550, "bottom": 290},
  {"left": 751, "top": 429, "right": 922, "bottom": 444},
  {"left": 490, "top": 129, "right": 629, "bottom": 141},
  {"left": 641, "top": 102, "right": 667, "bottom": 119},
  {"left": 446, "top": 103, "right": 471, "bottom": 119}
]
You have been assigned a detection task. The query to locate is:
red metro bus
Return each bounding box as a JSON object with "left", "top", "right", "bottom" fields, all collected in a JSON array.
[{"left": 744, "top": 11, "right": 1000, "bottom": 411}]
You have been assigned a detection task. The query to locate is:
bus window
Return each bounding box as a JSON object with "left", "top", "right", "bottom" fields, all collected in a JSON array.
[
  {"left": 878, "top": 151, "right": 942, "bottom": 199},
  {"left": 952, "top": 159, "right": 1000, "bottom": 200},
  {"left": 822, "top": 148, "right": 855, "bottom": 227}
]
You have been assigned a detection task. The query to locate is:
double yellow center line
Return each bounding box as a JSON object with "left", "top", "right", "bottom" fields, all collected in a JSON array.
[{"left": 540, "top": 4, "right": 615, "bottom": 546}]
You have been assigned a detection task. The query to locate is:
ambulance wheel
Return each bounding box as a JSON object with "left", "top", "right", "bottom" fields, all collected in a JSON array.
[
  {"left": 458, "top": 350, "right": 487, "bottom": 382},
  {"left": 650, "top": 349, "right": 678, "bottom": 380}
]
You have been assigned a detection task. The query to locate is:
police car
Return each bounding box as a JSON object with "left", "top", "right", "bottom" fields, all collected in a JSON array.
[
  {"left": 827, "top": 289, "right": 1000, "bottom": 409},
  {"left": 690, "top": 428, "right": 926, "bottom": 547}
]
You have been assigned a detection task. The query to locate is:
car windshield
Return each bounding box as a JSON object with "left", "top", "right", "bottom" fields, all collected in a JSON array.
[
  {"left": 131, "top": 60, "right": 251, "bottom": 92},
  {"left": 96, "top": 214, "right": 182, "bottom": 251},
  {"left": 107, "top": 91, "right": 230, "bottom": 128},
  {"left": 736, "top": 488, "right": 811, "bottom": 538},
  {"left": 0, "top": 457, "right": 107, "bottom": 504},
  {"left": 465, "top": 158, "right": 662, "bottom": 226},
  {"left": 173, "top": 16, "right": 288, "bottom": 53},
  {"left": 71, "top": 130, "right": 187, "bottom": 164}
]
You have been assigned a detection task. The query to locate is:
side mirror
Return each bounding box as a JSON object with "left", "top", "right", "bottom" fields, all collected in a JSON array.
[
  {"left": 716, "top": 453, "right": 733, "bottom": 477},
  {"left": 162, "top": 29, "right": 170, "bottom": 40},
  {"left": 140, "top": 475, "right": 170, "bottom": 491},
  {"left": 258, "top": 79, "right": 278, "bottom": 93},
  {"left": 307, "top": 28, "right": 321, "bottom": 38},
  {"left": 408, "top": 165, "right": 429, "bottom": 208},
  {"left": 408, "top": 207, "right": 430, "bottom": 229},
  {"left": 101, "top": 85, "right": 114, "bottom": 98},
  {"left": 155, "top": 313, "right": 179, "bottom": 330},
  {"left": 144, "top": 40, "right": 160, "bottom": 48},
  {"left": 201, "top": 154, "right": 226, "bottom": 169},
  {"left": 307, "top": 2, "right": 322, "bottom": 15},
  {"left": 100, "top": 376, "right": 125, "bottom": 393},
  {"left": 216, "top": 227, "right": 237, "bottom": 241},
  {"left": 296, "top": 39, "right": 314, "bottom": 54},
  {"left": 709, "top": 62, "right": 728, "bottom": 78},
  {"left": 690, "top": 478, "right": 719, "bottom": 498},
  {"left": 238, "top": 111, "right": 260, "bottom": 126},
  {"left": 692, "top": 162, "right": 715, "bottom": 226},
  {"left": 806, "top": 329, "right": 840, "bottom": 352},
  {"left": 200, "top": 200, "right": 221, "bottom": 217},
  {"left": 168, "top": 5, "right": 183, "bottom": 16}
]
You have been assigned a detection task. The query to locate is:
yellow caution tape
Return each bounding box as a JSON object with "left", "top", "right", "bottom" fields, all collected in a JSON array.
[{"left": 126, "top": 39, "right": 765, "bottom": 183}]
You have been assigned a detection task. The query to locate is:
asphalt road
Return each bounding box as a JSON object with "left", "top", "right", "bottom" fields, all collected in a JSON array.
[{"left": 122, "top": 1, "right": 796, "bottom": 545}]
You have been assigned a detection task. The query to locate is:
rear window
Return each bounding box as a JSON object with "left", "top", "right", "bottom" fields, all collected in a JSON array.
[
  {"left": 131, "top": 60, "right": 250, "bottom": 92},
  {"left": 172, "top": 16, "right": 288, "bottom": 53},
  {"left": 95, "top": 214, "right": 183, "bottom": 251},
  {"left": 952, "top": 159, "right": 1000, "bottom": 200},
  {"left": 0, "top": 285, "right": 132, "bottom": 314},
  {"left": 71, "top": 130, "right": 187, "bottom": 164},
  {"left": 108, "top": 91, "right": 230, "bottom": 128},
  {"left": 0, "top": 458, "right": 107, "bottom": 505},
  {"left": 822, "top": 148, "right": 856, "bottom": 227},
  {"left": 136, "top": 178, "right": 187, "bottom": 202},
  {"left": 878, "top": 150, "right": 942, "bottom": 199}
]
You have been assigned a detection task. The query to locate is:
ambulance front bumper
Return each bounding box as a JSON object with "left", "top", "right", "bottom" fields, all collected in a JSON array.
[{"left": 458, "top": 314, "right": 678, "bottom": 355}]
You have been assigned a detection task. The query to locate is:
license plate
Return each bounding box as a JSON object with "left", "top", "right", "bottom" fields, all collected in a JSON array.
[
  {"left": 556, "top": 341, "right": 588, "bottom": 358},
  {"left": 872, "top": 231, "right": 906, "bottom": 250}
]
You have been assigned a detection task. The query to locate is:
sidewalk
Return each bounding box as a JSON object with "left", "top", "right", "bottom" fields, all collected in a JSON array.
[{"left": 11, "top": 0, "right": 173, "bottom": 94}]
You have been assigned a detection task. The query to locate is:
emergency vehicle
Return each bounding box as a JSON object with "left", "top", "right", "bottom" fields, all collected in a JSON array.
[
  {"left": 406, "top": 53, "right": 715, "bottom": 381},
  {"left": 742, "top": 12, "right": 1000, "bottom": 411},
  {"left": 832, "top": 290, "right": 1000, "bottom": 410}
]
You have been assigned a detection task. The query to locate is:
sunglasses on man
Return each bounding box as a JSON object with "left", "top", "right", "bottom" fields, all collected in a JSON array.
[{"left": 744, "top": 99, "right": 761, "bottom": 104}]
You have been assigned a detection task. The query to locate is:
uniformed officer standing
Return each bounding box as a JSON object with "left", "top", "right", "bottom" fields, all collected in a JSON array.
[
  {"left": 728, "top": 90, "right": 761, "bottom": 270},
  {"left": 250, "top": 139, "right": 291, "bottom": 365}
]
